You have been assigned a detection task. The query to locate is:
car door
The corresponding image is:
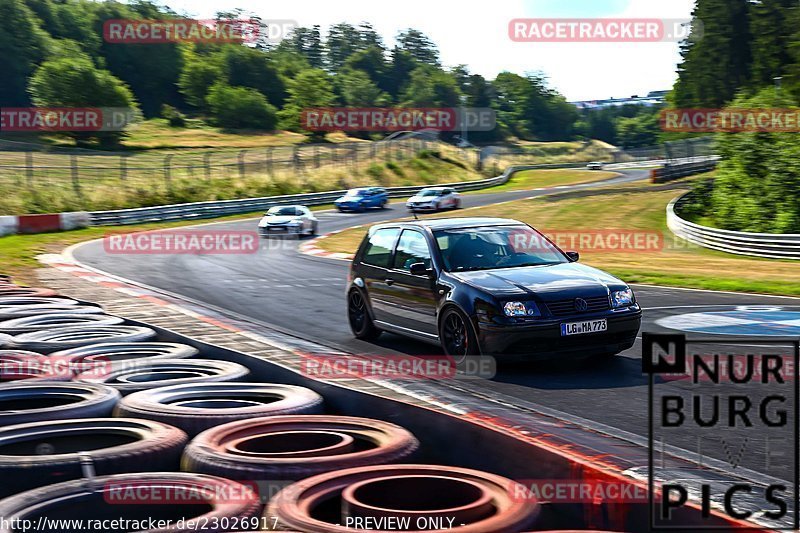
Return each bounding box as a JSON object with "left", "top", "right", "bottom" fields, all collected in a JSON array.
[
  {"left": 358, "top": 227, "right": 401, "bottom": 323},
  {"left": 382, "top": 229, "right": 439, "bottom": 336}
]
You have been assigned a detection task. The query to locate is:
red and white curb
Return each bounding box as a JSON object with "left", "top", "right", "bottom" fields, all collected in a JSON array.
[
  {"left": 0, "top": 212, "right": 90, "bottom": 237},
  {"left": 299, "top": 227, "right": 357, "bottom": 261}
]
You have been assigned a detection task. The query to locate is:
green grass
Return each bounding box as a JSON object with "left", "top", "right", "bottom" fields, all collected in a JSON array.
[
  {"left": 471, "top": 168, "right": 620, "bottom": 193},
  {"left": 318, "top": 177, "right": 800, "bottom": 297}
]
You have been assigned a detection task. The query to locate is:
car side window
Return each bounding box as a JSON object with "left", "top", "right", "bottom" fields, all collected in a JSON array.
[
  {"left": 362, "top": 228, "right": 400, "bottom": 268},
  {"left": 393, "top": 230, "right": 432, "bottom": 272}
]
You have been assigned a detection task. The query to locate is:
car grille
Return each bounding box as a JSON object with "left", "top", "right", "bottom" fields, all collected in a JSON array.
[{"left": 545, "top": 295, "right": 610, "bottom": 317}]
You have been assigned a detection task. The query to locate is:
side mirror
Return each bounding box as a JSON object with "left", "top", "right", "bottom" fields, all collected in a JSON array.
[
  {"left": 565, "top": 251, "right": 580, "bottom": 262},
  {"left": 409, "top": 262, "right": 433, "bottom": 276}
]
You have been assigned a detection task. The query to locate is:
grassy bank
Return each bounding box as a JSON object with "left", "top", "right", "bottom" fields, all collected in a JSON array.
[{"left": 317, "top": 179, "right": 800, "bottom": 297}]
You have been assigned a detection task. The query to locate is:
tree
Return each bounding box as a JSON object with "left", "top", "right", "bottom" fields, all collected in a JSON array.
[
  {"left": 710, "top": 88, "right": 800, "bottom": 232},
  {"left": 749, "top": 0, "right": 793, "bottom": 89},
  {"left": 344, "top": 46, "right": 389, "bottom": 92},
  {"left": 616, "top": 112, "right": 660, "bottom": 148},
  {"left": 93, "top": 2, "right": 183, "bottom": 117},
  {"left": 672, "top": 0, "right": 750, "bottom": 107},
  {"left": 178, "top": 51, "right": 223, "bottom": 109},
  {"left": 206, "top": 84, "right": 277, "bottom": 130},
  {"left": 219, "top": 45, "right": 286, "bottom": 107},
  {"left": 277, "top": 68, "right": 335, "bottom": 136},
  {"left": 397, "top": 29, "right": 440, "bottom": 66},
  {"left": 387, "top": 46, "right": 417, "bottom": 100},
  {"left": 286, "top": 25, "right": 324, "bottom": 69},
  {"left": 28, "top": 56, "right": 138, "bottom": 147},
  {"left": 0, "top": 0, "right": 51, "bottom": 106},
  {"left": 401, "top": 65, "right": 460, "bottom": 107},
  {"left": 337, "top": 69, "right": 388, "bottom": 106}
]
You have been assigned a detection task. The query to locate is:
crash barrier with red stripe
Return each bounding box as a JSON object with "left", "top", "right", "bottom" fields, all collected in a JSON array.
[
  {"left": 0, "top": 212, "right": 90, "bottom": 236},
  {"left": 0, "top": 275, "right": 755, "bottom": 531}
]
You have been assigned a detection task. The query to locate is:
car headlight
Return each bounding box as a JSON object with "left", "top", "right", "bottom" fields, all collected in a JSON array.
[
  {"left": 503, "top": 301, "right": 540, "bottom": 317},
  {"left": 611, "top": 288, "right": 634, "bottom": 308}
]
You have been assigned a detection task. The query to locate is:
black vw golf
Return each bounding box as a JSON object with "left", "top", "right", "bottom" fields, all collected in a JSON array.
[{"left": 346, "top": 218, "right": 642, "bottom": 360}]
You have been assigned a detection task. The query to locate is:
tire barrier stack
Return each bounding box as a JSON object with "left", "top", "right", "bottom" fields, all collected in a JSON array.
[{"left": 0, "top": 274, "right": 626, "bottom": 531}]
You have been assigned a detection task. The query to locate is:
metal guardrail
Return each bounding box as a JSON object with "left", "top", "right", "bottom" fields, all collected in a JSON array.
[
  {"left": 88, "top": 163, "right": 587, "bottom": 225},
  {"left": 650, "top": 158, "right": 718, "bottom": 183},
  {"left": 667, "top": 193, "right": 800, "bottom": 260}
]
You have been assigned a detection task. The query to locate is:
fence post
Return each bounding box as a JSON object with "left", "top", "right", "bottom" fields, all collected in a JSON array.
[
  {"left": 25, "top": 151, "right": 34, "bottom": 188},
  {"left": 164, "top": 154, "right": 174, "bottom": 191},
  {"left": 70, "top": 155, "right": 82, "bottom": 198},
  {"left": 238, "top": 150, "right": 247, "bottom": 179},
  {"left": 266, "top": 148, "right": 273, "bottom": 176},
  {"left": 293, "top": 145, "right": 301, "bottom": 172},
  {"left": 204, "top": 153, "right": 211, "bottom": 181},
  {"left": 120, "top": 155, "right": 127, "bottom": 181},
  {"left": 315, "top": 145, "right": 320, "bottom": 168}
]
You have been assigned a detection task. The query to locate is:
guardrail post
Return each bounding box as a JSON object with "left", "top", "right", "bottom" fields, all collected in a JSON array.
[{"left": 70, "top": 154, "right": 82, "bottom": 198}]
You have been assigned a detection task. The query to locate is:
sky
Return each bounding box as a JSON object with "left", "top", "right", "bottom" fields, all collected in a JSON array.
[{"left": 149, "top": 0, "right": 696, "bottom": 101}]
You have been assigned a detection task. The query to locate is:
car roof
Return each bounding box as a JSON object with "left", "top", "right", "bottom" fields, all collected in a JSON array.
[
  {"left": 269, "top": 204, "right": 305, "bottom": 209},
  {"left": 372, "top": 217, "right": 524, "bottom": 231},
  {"left": 420, "top": 186, "right": 448, "bottom": 190}
]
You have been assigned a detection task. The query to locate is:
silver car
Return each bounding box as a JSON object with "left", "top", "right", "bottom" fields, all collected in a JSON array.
[
  {"left": 406, "top": 187, "right": 461, "bottom": 212},
  {"left": 258, "top": 205, "right": 318, "bottom": 238}
]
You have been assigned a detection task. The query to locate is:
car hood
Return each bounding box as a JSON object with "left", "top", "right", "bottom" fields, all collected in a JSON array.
[
  {"left": 450, "top": 262, "right": 627, "bottom": 299},
  {"left": 259, "top": 215, "right": 299, "bottom": 226},
  {"left": 336, "top": 196, "right": 362, "bottom": 203},
  {"left": 408, "top": 195, "right": 436, "bottom": 203}
]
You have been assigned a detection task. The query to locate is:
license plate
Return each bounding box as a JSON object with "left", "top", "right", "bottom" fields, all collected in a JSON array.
[
  {"left": 268, "top": 227, "right": 287, "bottom": 232},
  {"left": 561, "top": 319, "right": 607, "bottom": 336}
]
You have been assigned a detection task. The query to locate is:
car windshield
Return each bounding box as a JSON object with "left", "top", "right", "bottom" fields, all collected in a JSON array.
[
  {"left": 267, "top": 207, "right": 298, "bottom": 216},
  {"left": 345, "top": 189, "right": 366, "bottom": 197},
  {"left": 419, "top": 190, "right": 441, "bottom": 197},
  {"left": 434, "top": 225, "right": 567, "bottom": 272}
]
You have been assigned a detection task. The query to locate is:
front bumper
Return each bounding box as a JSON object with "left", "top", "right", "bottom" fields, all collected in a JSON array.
[
  {"left": 407, "top": 203, "right": 438, "bottom": 211},
  {"left": 477, "top": 308, "right": 642, "bottom": 360},
  {"left": 336, "top": 203, "right": 363, "bottom": 211},
  {"left": 258, "top": 225, "right": 302, "bottom": 237}
]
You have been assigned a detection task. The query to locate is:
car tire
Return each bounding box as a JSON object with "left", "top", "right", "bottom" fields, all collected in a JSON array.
[
  {"left": 116, "top": 382, "right": 324, "bottom": 437},
  {"left": 347, "top": 290, "right": 380, "bottom": 341},
  {"left": 0, "top": 418, "right": 188, "bottom": 498},
  {"left": 0, "top": 382, "right": 120, "bottom": 426},
  {"left": 0, "top": 313, "right": 124, "bottom": 335},
  {"left": 439, "top": 306, "right": 480, "bottom": 364},
  {"left": 0, "top": 350, "right": 74, "bottom": 382},
  {"left": 8, "top": 325, "right": 157, "bottom": 353},
  {"left": 267, "top": 464, "right": 541, "bottom": 533},
  {"left": 50, "top": 342, "right": 200, "bottom": 373},
  {"left": 0, "top": 472, "right": 262, "bottom": 533},
  {"left": 453, "top": 198, "right": 461, "bottom": 209},
  {"left": 76, "top": 359, "right": 250, "bottom": 395},
  {"left": 310, "top": 221, "right": 318, "bottom": 236},
  {"left": 183, "top": 415, "right": 418, "bottom": 482}
]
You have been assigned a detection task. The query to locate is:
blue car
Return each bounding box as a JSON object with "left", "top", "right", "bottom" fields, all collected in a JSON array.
[{"left": 334, "top": 187, "right": 388, "bottom": 212}]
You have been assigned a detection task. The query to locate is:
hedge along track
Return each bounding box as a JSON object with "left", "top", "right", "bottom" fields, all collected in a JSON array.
[
  {"left": 116, "top": 383, "right": 325, "bottom": 436},
  {"left": 75, "top": 359, "right": 250, "bottom": 395},
  {"left": 182, "top": 415, "right": 419, "bottom": 481},
  {"left": 0, "top": 418, "right": 188, "bottom": 497},
  {"left": 0, "top": 472, "right": 263, "bottom": 533}
]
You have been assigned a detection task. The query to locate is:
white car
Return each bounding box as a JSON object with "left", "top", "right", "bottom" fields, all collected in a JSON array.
[
  {"left": 406, "top": 187, "right": 461, "bottom": 212},
  {"left": 586, "top": 161, "right": 605, "bottom": 170},
  {"left": 258, "top": 205, "right": 318, "bottom": 238}
]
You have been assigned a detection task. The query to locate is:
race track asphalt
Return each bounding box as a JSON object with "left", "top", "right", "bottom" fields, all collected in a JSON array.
[{"left": 73, "top": 168, "right": 800, "bottom": 481}]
